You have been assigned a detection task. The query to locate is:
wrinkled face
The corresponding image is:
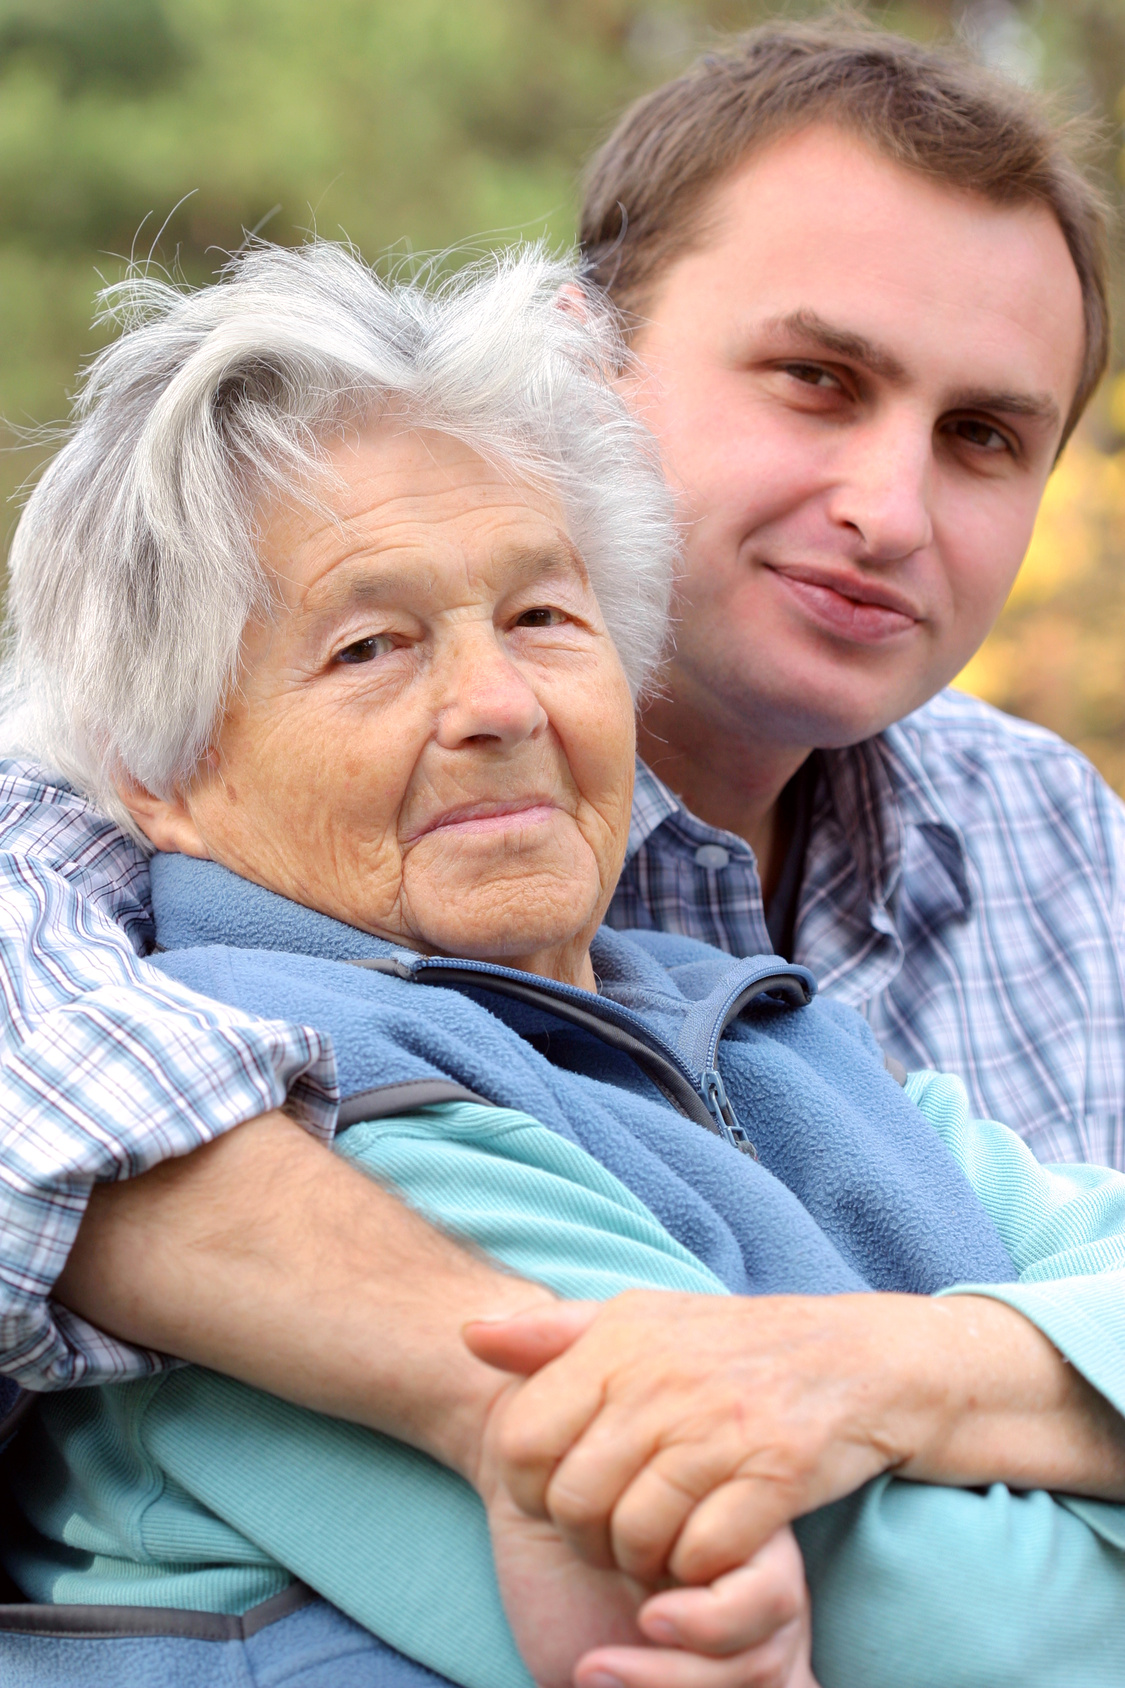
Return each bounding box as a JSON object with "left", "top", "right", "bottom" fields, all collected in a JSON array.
[
  {"left": 627, "top": 125, "right": 1086, "bottom": 750},
  {"left": 130, "top": 425, "right": 635, "bottom": 988}
]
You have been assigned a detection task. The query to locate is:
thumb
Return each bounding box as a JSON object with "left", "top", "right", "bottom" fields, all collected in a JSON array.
[{"left": 464, "top": 1299, "right": 599, "bottom": 1374}]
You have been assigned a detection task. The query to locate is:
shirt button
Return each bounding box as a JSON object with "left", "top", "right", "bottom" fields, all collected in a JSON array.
[{"left": 694, "top": 844, "right": 731, "bottom": 870}]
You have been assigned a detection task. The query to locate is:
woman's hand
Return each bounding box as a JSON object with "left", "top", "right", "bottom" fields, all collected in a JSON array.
[
  {"left": 469, "top": 1292, "right": 898, "bottom": 1586},
  {"left": 466, "top": 1288, "right": 1125, "bottom": 1587},
  {"left": 477, "top": 1377, "right": 817, "bottom": 1688}
]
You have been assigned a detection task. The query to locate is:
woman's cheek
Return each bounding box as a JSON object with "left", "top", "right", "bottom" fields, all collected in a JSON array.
[{"left": 562, "top": 668, "right": 636, "bottom": 841}]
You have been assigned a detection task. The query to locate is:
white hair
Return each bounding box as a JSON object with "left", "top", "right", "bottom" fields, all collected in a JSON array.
[{"left": 3, "top": 240, "right": 676, "bottom": 837}]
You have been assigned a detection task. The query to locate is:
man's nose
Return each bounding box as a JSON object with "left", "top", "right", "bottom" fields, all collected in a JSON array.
[
  {"left": 827, "top": 415, "right": 935, "bottom": 563},
  {"left": 433, "top": 629, "right": 548, "bottom": 750}
]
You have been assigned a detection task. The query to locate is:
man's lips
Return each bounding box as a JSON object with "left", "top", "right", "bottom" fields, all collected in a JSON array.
[
  {"left": 765, "top": 564, "right": 921, "bottom": 643},
  {"left": 406, "top": 799, "right": 560, "bottom": 843}
]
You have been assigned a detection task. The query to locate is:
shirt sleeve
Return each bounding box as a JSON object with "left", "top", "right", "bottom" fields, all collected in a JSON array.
[
  {"left": 0, "top": 762, "right": 338, "bottom": 1391},
  {"left": 907, "top": 1067, "right": 1125, "bottom": 1419}
]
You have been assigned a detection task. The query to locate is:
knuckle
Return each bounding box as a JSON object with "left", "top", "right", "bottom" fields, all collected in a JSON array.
[
  {"left": 496, "top": 1416, "right": 545, "bottom": 1471},
  {"left": 681, "top": 1607, "right": 733, "bottom": 1652},
  {"left": 759, "top": 1579, "right": 804, "bottom": 1631},
  {"left": 612, "top": 1524, "right": 671, "bottom": 1580},
  {"left": 546, "top": 1477, "right": 602, "bottom": 1533}
]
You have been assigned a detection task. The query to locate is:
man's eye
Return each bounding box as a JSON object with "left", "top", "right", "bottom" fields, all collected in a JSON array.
[
  {"left": 335, "top": 634, "right": 396, "bottom": 665},
  {"left": 950, "top": 418, "right": 1011, "bottom": 454},
  {"left": 515, "top": 606, "right": 565, "bottom": 628},
  {"left": 783, "top": 362, "right": 840, "bottom": 391}
]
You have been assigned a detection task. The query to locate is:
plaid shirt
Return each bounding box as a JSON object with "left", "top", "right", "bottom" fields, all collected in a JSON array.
[
  {"left": 610, "top": 689, "right": 1125, "bottom": 1173},
  {"left": 0, "top": 764, "right": 337, "bottom": 1391}
]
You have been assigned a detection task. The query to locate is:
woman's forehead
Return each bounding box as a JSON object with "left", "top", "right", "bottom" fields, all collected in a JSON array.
[
  {"left": 258, "top": 425, "right": 582, "bottom": 611},
  {"left": 299, "top": 538, "right": 588, "bottom": 627}
]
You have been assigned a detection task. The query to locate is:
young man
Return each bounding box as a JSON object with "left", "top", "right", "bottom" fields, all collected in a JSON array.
[
  {"left": 592, "top": 21, "right": 1120, "bottom": 1169},
  {"left": 0, "top": 17, "right": 1120, "bottom": 1672}
]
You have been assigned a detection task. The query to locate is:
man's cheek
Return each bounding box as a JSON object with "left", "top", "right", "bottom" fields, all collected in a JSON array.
[{"left": 949, "top": 566, "right": 1022, "bottom": 666}]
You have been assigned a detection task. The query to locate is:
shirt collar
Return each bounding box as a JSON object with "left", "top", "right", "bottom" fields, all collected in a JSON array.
[
  {"left": 626, "top": 758, "right": 682, "bottom": 860},
  {"left": 630, "top": 727, "right": 972, "bottom": 927},
  {"left": 820, "top": 725, "right": 973, "bottom": 924}
]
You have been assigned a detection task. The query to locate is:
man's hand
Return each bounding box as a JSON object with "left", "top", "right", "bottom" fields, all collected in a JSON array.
[{"left": 466, "top": 1288, "right": 1125, "bottom": 1586}]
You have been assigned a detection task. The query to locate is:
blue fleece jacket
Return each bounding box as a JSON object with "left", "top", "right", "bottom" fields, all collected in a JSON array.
[{"left": 148, "top": 852, "right": 1017, "bottom": 1299}]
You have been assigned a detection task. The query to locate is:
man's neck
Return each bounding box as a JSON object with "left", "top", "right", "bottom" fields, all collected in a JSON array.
[{"left": 637, "top": 696, "right": 813, "bottom": 904}]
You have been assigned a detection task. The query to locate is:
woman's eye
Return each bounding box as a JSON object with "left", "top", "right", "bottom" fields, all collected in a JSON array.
[
  {"left": 335, "top": 634, "right": 396, "bottom": 665},
  {"left": 515, "top": 606, "right": 565, "bottom": 628}
]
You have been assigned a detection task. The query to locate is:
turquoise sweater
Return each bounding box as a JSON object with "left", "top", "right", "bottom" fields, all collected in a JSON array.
[{"left": 13, "top": 1071, "right": 1125, "bottom": 1688}]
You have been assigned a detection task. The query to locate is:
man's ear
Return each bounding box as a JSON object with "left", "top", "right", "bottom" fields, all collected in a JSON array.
[{"left": 116, "top": 775, "right": 212, "bottom": 859}]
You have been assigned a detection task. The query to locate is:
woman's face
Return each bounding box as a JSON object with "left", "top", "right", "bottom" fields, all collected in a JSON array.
[{"left": 131, "top": 424, "right": 636, "bottom": 987}]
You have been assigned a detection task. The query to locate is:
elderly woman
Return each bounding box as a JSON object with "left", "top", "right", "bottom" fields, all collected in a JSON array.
[{"left": 6, "top": 242, "right": 1125, "bottom": 1688}]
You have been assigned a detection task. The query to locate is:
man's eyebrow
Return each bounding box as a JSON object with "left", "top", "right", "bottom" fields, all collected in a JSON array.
[
  {"left": 946, "top": 386, "right": 1061, "bottom": 430},
  {"left": 762, "top": 308, "right": 908, "bottom": 383},
  {"left": 763, "top": 309, "right": 1062, "bottom": 432}
]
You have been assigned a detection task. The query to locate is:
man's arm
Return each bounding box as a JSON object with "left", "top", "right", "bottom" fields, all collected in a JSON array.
[{"left": 56, "top": 1109, "right": 552, "bottom": 1473}]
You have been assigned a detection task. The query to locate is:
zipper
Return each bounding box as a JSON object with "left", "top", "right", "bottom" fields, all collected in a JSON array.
[
  {"left": 348, "top": 953, "right": 727, "bottom": 1139},
  {"left": 348, "top": 950, "right": 814, "bottom": 1155},
  {"left": 673, "top": 959, "right": 816, "bottom": 1155},
  {"left": 686, "top": 968, "right": 815, "bottom": 1079}
]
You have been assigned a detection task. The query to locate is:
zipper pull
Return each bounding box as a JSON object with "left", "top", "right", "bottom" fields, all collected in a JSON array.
[
  {"left": 701, "top": 1067, "right": 758, "bottom": 1158},
  {"left": 695, "top": 1066, "right": 756, "bottom": 1161}
]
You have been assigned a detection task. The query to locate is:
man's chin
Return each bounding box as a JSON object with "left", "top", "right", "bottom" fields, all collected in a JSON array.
[{"left": 727, "top": 666, "right": 943, "bottom": 752}]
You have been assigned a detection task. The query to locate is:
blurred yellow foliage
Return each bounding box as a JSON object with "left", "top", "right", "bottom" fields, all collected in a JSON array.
[{"left": 955, "top": 435, "right": 1125, "bottom": 792}]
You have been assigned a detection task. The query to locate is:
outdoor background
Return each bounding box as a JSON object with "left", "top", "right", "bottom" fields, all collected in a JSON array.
[{"left": 1, "top": 0, "right": 1124, "bottom": 780}]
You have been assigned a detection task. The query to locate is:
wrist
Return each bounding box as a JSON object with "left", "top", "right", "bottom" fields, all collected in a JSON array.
[
  {"left": 891, "top": 1293, "right": 1125, "bottom": 1495},
  {"left": 424, "top": 1277, "right": 557, "bottom": 1485}
]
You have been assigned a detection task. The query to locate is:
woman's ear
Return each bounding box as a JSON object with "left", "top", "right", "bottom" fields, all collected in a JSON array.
[
  {"left": 554, "top": 281, "right": 590, "bottom": 323},
  {"left": 116, "top": 776, "right": 213, "bottom": 859}
]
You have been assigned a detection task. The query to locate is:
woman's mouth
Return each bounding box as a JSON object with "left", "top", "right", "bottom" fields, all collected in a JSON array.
[
  {"left": 408, "top": 800, "right": 560, "bottom": 842},
  {"left": 766, "top": 564, "right": 920, "bottom": 644}
]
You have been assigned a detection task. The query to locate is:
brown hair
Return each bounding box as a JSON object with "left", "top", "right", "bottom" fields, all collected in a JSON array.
[{"left": 581, "top": 15, "right": 1109, "bottom": 444}]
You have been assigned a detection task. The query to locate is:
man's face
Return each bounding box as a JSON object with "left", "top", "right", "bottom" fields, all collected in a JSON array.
[{"left": 626, "top": 125, "right": 1086, "bottom": 751}]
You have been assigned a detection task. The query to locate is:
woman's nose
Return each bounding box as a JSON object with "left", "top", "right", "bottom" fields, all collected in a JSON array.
[
  {"left": 827, "top": 417, "right": 935, "bottom": 563},
  {"left": 433, "top": 632, "right": 548, "bottom": 750}
]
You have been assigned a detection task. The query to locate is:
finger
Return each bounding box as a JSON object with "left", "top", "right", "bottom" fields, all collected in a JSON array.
[
  {"left": 463, "top": 1300, "right": 598, "bottom": 1374},
  {"left": 488, "top": 1350, "right": 615, "bottom": 1522},
  {"left": 551, "top": 1409, "right": 759, "bottom": 1579},
  {"left": 542, "top": 1408, "right": 679, "bottom": 1571},
  {"left": 639, "top": 1533, "right": 807, "bottom": 1656},
  {"left": 605, "top": 1452, "right": 720, "bottom": 1584},
  {"left": 668, "top": 1480, "right": 798, "bottom": 1587},
  {"left": 574, "top": 1630, "right": 814, "bottom": 1688}
]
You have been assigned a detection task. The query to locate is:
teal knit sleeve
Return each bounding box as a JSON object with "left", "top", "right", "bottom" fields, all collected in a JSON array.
[{"left": 907, "top": 1068, "right": 1125, "bottom": 1426}]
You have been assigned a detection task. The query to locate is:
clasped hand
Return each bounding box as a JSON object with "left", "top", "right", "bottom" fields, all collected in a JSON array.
[
  {"left": 465, "top": 1285, "right": 1121, "bottom": 1687},
  {"left": 467, "top": 1290, "right": 920, "bottom": 1588}
]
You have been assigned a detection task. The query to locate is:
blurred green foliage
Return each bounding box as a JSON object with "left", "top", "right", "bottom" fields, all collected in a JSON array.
[{"left": 1, "top": 0, "right": 1124, "bottom": 776}]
